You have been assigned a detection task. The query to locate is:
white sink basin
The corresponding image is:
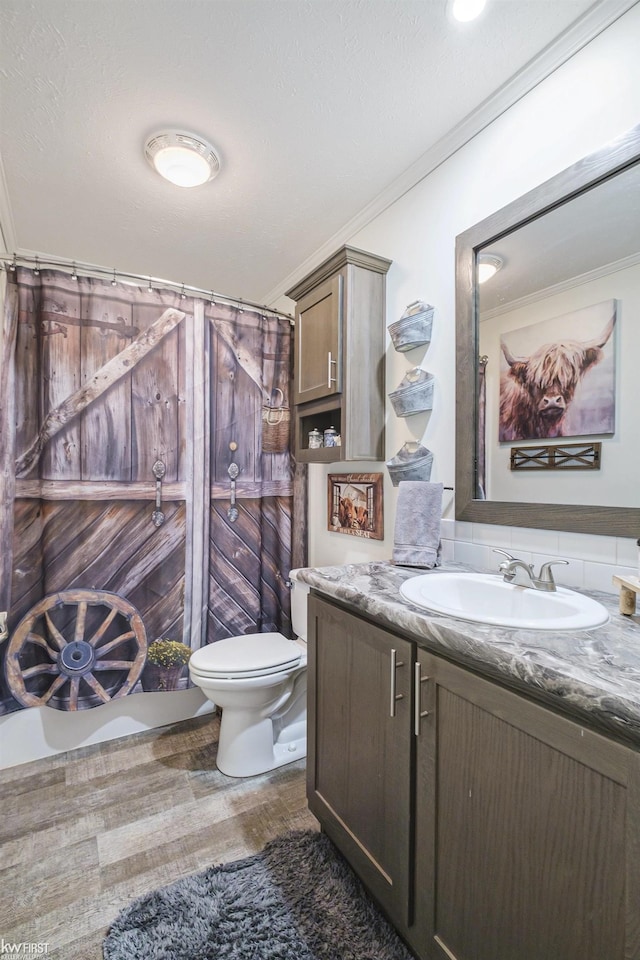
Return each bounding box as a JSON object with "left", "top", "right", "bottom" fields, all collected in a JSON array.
[{"left": 399, "top": 572, "right": 609, "bottom": 631}]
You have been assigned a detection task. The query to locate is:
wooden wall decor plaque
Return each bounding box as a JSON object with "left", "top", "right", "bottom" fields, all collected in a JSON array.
[{"left": 510, "top": 442, "right": 602, "bottom": 471}]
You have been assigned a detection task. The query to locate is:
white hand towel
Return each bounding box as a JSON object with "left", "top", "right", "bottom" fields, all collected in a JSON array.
[{"left": 392, "top": 481, "right": 443, "bottom": 568}]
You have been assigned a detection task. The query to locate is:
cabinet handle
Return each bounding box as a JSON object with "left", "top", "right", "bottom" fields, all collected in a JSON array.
[
  {"left": 414, "top": 662, "right": 431, "bottom": 736},
  {"left": 227, "top": 460, "right": 240, "bottom": 522},
  {"left": 389, "top": 648, "right": 405, "bottom": 717},
  {"left": 327, "top": 351, "right": 338, "bottom": 389},
  {"left": 151, "top": 459, "right": 166, "bottom": 528}
]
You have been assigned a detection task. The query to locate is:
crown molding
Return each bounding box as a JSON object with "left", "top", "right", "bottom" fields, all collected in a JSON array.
[
  {"left": 264, "top": 0, "right": 638, "bottom": 307},
  {"left": 285, "top": 245, "right": 392, "bottom": 301}
]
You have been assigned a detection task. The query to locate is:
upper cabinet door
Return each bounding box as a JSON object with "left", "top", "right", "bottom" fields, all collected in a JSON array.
[{"left": 293, "top": 274, "right": 342, "bottom": 405}]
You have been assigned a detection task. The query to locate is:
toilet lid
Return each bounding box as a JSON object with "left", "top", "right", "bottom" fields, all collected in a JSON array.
[{"left": 189, "top": 632, "right": 302, "bottom": 677}]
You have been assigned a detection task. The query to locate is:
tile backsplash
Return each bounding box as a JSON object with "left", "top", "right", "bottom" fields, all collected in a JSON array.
[{"left": 440, "top": 519, "right": 638, "bottom": 595}]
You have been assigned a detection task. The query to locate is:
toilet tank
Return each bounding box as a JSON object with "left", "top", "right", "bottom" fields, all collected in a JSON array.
[{"left": 289, "top": 569, "right": 310, "bottom": 641}]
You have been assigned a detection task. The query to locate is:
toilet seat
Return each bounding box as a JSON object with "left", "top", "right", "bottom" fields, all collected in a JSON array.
[{"left": 189, "top": 632, "right": 303, "bottom": 680}]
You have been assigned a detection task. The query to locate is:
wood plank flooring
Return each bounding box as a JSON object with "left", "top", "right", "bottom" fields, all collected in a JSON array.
[{"left": 0, "top": 713, "right": 318, "bottom": 959}]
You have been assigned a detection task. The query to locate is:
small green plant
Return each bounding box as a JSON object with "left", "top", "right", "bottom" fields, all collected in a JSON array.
[{"left": 146, "top": 639, "right": 192, "bottom": 668}]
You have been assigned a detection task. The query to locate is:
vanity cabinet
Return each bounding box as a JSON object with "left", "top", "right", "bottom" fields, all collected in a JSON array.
[
  {"left": 306, "top": 593, "right": 413, "bottom": 930},
  {"left": 307, "top": 593, "right": 640, "bottom": 960},
  {"left": 286, "top": 245, "right": 391, "bottom": 462}
]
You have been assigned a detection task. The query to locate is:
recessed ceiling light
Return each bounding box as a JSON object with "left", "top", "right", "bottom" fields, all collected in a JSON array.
[
  {"left": 477, "top": 253, "right": 503, "bottom": 283},
  {"left": 144, "top": 130, "right": 221, "bottom": 188},
  {"left": 452, "top": 0, "right": 487, "bottom": 23}
]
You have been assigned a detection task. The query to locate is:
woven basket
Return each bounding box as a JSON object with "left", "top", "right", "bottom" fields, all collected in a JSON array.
[{"left": 262, "top": 389, "right": 290, "bottom": 453}]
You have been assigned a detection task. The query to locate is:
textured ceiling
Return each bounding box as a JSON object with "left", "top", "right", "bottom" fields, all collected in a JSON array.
[{"left": 0, "top": 0, "right": 628, "bottom": 303}]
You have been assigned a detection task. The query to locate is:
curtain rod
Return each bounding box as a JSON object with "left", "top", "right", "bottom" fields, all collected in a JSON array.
[{"left": 0, "top": 251, "right": 295, "bottom": 323}]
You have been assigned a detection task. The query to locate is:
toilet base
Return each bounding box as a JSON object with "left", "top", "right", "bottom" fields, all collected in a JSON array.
[
  {"left": 217, "top": 711, "right": 307, "bottom": 778},
  {"left": 190, "top": 657, "right": 307, "bottom": 779}
]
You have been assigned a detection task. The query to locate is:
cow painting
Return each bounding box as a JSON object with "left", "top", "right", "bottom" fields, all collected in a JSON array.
[
  {"left": 338, "top": 496, "right": 358, "bottom": 529},
  {"left": 338, "top": 497, "right": 370, "bottom": 531},
  {"left": 328, "top": 474, "right": 383, "bottom": 540},
  {"left": 498, "top": 308, "right": 616, "bottom": 442}
]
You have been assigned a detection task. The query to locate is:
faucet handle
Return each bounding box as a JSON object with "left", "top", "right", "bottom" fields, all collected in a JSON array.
[
  {"left": 537, "top": 559, "right": 570, "bottom": 583},
  {"left": 492, "top": 548, "right": 518, "bottom": 572},
  {"left": 492, "top": 548, "right": 517, "bottom": 562}
]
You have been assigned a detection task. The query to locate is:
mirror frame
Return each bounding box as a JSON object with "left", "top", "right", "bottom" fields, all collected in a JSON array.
[{"left": 455, "top": 123, "right": 640, "bottom": 537}]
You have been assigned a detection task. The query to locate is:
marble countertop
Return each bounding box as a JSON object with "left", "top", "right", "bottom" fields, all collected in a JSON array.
[{"left": 295, "top": 560, "right": 640, "bottom": 748}]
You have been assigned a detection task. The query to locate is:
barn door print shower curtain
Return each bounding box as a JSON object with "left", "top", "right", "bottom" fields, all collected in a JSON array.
[{"left": 0, "top": 267, "right": 294, "bottom": 715}]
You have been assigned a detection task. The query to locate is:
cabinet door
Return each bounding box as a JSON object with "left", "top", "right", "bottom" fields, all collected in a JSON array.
[
  {"left": 414, "top": 654, "right": 640, "bottom": 960},
  {"left": 293, "top": 274, "right": 342, "bottom": 404},
  {"left": 307, "top": 595, "right": 413, "bottom": 930}
]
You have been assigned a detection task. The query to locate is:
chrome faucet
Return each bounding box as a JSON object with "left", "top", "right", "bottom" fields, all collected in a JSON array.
[{"left": 493, "top": 550, "right": 569, "bottom": 592}]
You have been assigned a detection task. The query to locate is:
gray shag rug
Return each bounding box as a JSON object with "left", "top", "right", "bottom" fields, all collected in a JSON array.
[{"left": 103, "top": 829, "right": 413, "bottom": 960}]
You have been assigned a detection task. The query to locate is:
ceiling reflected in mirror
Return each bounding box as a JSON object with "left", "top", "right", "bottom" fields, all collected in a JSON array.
[{"left": 477, "top": 162, "right": 640, "bottom": 314}]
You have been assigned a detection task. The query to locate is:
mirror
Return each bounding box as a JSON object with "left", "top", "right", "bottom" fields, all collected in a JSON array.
[{"left": 455, "top": 123, "right": 640, "bottom": 536}]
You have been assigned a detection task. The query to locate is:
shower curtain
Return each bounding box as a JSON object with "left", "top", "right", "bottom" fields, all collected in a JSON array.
[{"left": 0, "top": 267, "right": 297, "bottom": 715}]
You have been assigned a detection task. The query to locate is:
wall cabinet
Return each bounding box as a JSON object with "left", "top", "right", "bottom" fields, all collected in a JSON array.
[
  {"left": 286, "top": 245, "right": 391, "bottom": 462},
  {"left": 292, "top": 274, "right": 342, "bottom": 406},
  {"left": 307, "top": 594, "right": 640, "bottom": 960}
]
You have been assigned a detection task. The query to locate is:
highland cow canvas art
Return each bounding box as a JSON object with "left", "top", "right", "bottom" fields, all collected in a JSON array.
[{"left": 498, "top": 300, "right": 617, "bottom": 442}]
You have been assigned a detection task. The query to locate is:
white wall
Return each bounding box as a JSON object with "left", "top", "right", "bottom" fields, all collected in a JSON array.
[{"left": 301, "top": 3, "right": 640, "bottom": 592}]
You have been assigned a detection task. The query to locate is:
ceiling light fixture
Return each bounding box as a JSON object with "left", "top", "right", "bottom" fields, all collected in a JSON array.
[
  {"left": 144, "top": 130, "right": 221, "bottom": 188},
  {"left": 452, "top": 0, "right": 487, "bottom": 22},
  {"left": 477, "top": 253, "right": 503, "bottom": 283}
]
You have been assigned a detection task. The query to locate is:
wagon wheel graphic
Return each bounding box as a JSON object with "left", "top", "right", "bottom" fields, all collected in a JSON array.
[{"left": 5, "top": 590, "right": 147, "bottom": 711}]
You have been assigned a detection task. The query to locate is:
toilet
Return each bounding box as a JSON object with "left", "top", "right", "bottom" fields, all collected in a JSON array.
[{"left": 189, "top": 571, "right": 309, "bottom": 777}]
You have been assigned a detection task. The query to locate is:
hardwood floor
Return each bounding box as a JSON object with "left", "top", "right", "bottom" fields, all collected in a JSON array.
[{"left": 0, "top": 713, "right": 318, "bottom": 959}]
